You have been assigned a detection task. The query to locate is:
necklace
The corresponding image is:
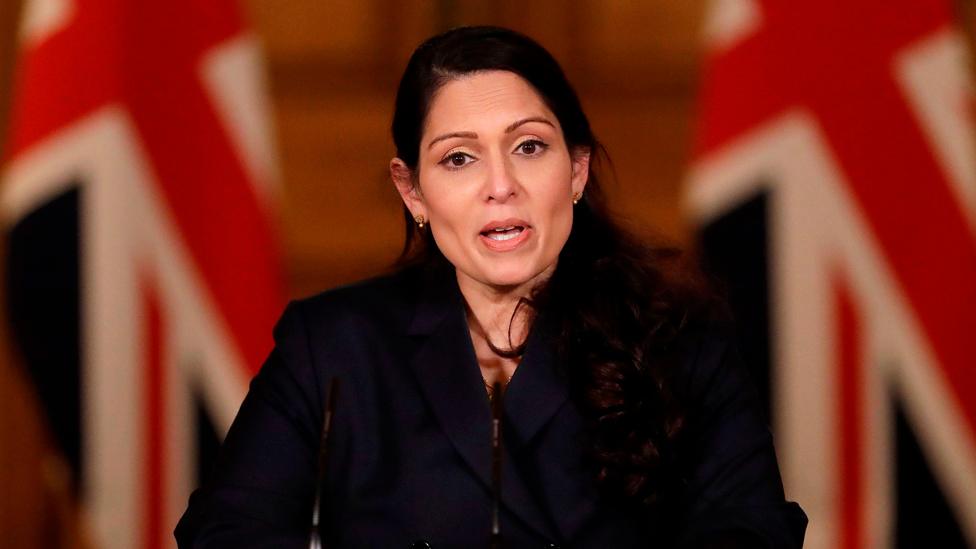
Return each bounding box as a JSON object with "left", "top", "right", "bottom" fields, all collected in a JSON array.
[{"left": 483, "top": 374, "right": 514, "bottom": 401}]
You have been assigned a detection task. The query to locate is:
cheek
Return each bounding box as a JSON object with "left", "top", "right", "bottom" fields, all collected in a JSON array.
[
  {"left": 548, "top": 201, "right": 575, "bottom": 247},
  {"left": 536, "top": 167, "right": 574, "bottom": 220},
  {"left": 545, "top": 178, "right": 577, "bottom": 247},
  {"left": 419, "top": 180, "right": 473, "bottom": 253},
  {"left": 424, "top": 187, "right": 466, "bottom": 229}
]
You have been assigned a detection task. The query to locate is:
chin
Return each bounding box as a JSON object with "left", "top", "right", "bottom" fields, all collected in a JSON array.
[{"left": 480, "top": 262, "right": 548, "bottom": 290}]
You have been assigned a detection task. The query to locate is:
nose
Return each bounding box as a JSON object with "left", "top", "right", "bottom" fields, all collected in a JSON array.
[{"left": 484, "top": 155, "right": 519, "bottom": 203}]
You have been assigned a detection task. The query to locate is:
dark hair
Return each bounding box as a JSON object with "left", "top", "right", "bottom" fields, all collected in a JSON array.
[{"left": 391, "top": 26, "right": 705, "bottom": 507}]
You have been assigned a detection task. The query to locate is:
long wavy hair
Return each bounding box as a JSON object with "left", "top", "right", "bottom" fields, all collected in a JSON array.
[{"left": 391, "top": 26, "right": 706, "bottom": 507}]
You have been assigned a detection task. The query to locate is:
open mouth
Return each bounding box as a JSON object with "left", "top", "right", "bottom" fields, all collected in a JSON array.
[{"left": 481, "top": 225, "right": 525, "bottom": 241}]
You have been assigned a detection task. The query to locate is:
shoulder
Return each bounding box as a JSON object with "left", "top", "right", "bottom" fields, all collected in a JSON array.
[
  {"left": 248, "top": 267, "right": 433, "bottom": 425},
  {"left": 665, "top": 309, "right": 770, "bottom": 460},
  {"left": 266, "top": 267, "right": 429, "bottom": 384},
  {"left": 274, "top": 267, "right": 423, "bottom": 344},
  {"left": 667, "top": 313, "right": 809, "bottom": 547},
  {"left": 669, "top": 311, "right": 756, "bottom": 424}
]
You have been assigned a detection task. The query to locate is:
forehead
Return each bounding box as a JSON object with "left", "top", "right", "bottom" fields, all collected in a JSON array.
[{"left": 424, "top": 70, "right": 555, "bottom": 134}]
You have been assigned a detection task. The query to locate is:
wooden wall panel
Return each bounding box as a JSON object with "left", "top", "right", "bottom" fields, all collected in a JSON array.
[
  {"left": 443, "top": 0, "right": 584, "bottom": 62},
  {"left": 249, "top": 0, "right": 380, "bottom": 61},
  {"left": 581, "top": 2, "right": 705, "bottom": 68},
  {"left": 585, "top": 94, "right": 697, "bottom": 242},
  {"left": 273, "top": 92, "right": 404, "bottom": 295}
]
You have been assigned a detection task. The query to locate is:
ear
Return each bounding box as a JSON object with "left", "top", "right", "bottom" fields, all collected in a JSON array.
[
  {"left": 390, "top": 158, "right": 425, "bottom": 217},
  {"left": 570, "top": 146, "right": 591, "bottom": 195}
]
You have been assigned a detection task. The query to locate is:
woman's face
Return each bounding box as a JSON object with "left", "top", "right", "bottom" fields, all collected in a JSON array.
[{"left": 392, "top": 70, "right": 589, "bottom": 293}]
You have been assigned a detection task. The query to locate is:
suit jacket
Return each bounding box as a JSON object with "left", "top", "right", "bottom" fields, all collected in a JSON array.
[{"left": 175, "top": 265, "right": 807, "bottom": 548}]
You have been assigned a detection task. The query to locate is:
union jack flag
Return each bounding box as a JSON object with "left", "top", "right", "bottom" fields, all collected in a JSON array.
[
  {"left": 689, "top": 1, "right": 976, "bottom": 547},
  {"left": 2, "top": 1, "right": 285, "bottom": 547}
]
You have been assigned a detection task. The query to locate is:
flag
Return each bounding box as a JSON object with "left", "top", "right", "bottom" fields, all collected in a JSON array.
[
  {"left": 688, "top": 1, "right": 976, "bottom": 547},
  {"left": 2, "top": 1, "right": 286, "bottom": 547}
]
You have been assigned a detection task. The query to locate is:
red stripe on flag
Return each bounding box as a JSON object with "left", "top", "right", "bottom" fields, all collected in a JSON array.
[
  {"left": 5, "top": 6, "right": 116, "bottom": 158},
  {"left": 694, "top": 1, "right": 950, "bottom": 156},
  {"left": 143, "top": 281, "right": 164, "bottom": 549},
  {"left": 120, "top": 0, "right": 283, "bottom": 374},
  {"left": 836, "top": 276, "right": 864, "bottom": 549},
  {"left": 814, "top": 36, "right": 976, "bottom": 440}
]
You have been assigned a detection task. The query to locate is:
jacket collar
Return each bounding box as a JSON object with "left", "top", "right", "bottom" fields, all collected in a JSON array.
[{"left": 405, "top": 265, "right": 574, "bottom": 540}]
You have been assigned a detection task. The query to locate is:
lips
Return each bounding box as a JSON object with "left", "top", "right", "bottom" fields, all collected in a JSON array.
[{"left": 479, "top": 218, "right": 532, "bottom": 251}]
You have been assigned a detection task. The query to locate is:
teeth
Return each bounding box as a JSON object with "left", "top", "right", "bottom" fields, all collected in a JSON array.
[
  {"left": 487, "top": 230, "right": 521, "bottom": 241},
  {"left": 484, "top": 226, "right": 524, "bottom": 241}
]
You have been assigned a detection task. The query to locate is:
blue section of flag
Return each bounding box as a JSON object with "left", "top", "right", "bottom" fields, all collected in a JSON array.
[{"left": 6, "top": 185, "right": 82, "bottom": 489}]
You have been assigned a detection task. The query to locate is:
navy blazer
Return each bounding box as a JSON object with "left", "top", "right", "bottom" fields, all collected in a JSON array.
[{"left": 176, "top": 266, "right": 806, "bottom": 548}]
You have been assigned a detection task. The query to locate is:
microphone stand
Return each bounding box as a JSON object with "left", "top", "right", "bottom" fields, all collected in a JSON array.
[
  {"left": 309, "top": 377, "right": 340, "bottom": 549},
  {"left": 489, "top": 381, "right": 504, "bottom": 549}
]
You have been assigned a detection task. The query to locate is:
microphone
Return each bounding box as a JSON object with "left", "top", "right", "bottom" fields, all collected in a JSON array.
[
  {"left": 309, "top": 377, "right": 340, "bottom": 549},
  {"left": 489, "top": 381, "right": 504, "bottom": 549}
]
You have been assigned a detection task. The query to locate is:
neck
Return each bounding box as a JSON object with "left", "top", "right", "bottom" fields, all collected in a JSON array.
[{"left": 456, "top": 269, "right": 547, "bottom": 354}]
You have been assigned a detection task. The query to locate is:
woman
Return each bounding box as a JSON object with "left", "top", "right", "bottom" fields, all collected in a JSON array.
[{"left": 176, "top": 26, "right": 806, "bottom": 548}]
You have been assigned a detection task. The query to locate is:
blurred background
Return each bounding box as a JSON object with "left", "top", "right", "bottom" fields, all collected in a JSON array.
[{"left": 0, "top": 1, "right": 973, "bottom": 548}]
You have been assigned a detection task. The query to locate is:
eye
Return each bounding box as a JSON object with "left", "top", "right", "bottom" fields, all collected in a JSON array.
[
  {"left": 439, "top": 150, "right": 476, "bottom": 169},
  {"left": 514, "top": 139, "right": 548, "bottom": 156}
]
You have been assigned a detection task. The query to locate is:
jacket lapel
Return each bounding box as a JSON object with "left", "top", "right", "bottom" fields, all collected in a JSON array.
[
  {"left": 502, "top": 319, "right": 569, "bottom": 451},
  {"left": 406, "top": 267, "right": 491, "bottom": 486},
  {"left": 405, "top": 267, "right": 559, "bottom": 540},
  {"left": 505, "top": 319, "right": 602, "bottom": 541}
]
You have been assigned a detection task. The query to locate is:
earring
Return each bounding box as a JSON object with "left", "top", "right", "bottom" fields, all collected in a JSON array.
[
  {"left": 572, "top": 191, "right": 583, "bottom": 205},
  {"left": 414, "top": 214, "right": 426, "bottom": 228}
]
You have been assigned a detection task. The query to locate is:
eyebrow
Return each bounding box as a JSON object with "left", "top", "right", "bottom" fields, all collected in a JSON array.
[
  {"left": 426, "top": 117, "right": 556, "bottom": 150},
  {"left": 505, "top": 116, "right": 555, "bottom": 133},
  {"left": 427, "top": 131, "right": 478, "bottom": 150}
]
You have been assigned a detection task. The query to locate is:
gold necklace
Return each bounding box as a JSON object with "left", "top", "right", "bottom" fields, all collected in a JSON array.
[{"left": 483, "top": 374, "right": 514, "bottom": 401}]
